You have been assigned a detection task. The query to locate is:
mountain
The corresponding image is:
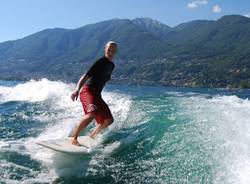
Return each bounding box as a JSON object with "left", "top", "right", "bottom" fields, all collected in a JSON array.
[
  {"left": 164, "top": 15, "right": 250, "bottom": 56},
  {"left": 0, "top": 19, "right": 169, "bottom": 81},
  {"left": 0, "top": 15, "right": 250, "bottom": 88},
  {"left": 163, "top": 20, "right": 214, "bottom": 44},
  {"left": 132, "top": 17, "right": 171, "bottom": 40},
  {"left": 192, "top": 15, "right": 250, "bottom": 55}
]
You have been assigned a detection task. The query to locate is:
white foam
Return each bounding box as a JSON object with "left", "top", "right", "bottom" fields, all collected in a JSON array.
[
  {"left": 0, "top": 78, "right": 73, "bottom": 103},
  {"left": 0, "top": 141, "right": 10, "bottom": 148},
  {"left": 1, "top": 79, "right": 136, "bottom": 179},
  {"left": 182, "top": 95, "right": 250, "bottom": 184},
  {"left": 0, "top": 153, "right": 55, "bottom": 184},
  {"left": 102, "top": 141, "right": 121, "bottom": 155},
  {"left": 1, "top": 79, "right": 180, "bottom": 182}
]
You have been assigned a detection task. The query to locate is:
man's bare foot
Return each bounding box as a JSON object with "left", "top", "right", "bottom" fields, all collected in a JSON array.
[{"left": 71, "top": 138, "right": 81, "bottom": 146}]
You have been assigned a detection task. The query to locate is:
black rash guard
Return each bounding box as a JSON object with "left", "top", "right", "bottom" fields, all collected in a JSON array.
[{"left": 84, "top": 56, "right": 115, "bottom": 93}]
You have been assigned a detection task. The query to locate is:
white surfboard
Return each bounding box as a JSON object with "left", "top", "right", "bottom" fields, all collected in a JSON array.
[{"left": 36, "top": 136, "right": 97, "bottom": 154}]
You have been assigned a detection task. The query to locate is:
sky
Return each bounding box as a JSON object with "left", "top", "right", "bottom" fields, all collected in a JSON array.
[{"left": 0, "top": 0, "right": 249, "bottom": 42}]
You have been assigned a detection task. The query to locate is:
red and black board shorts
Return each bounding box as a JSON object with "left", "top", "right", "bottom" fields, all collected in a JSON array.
[{"left": 80, "top": 85, "right": 113, "bottom": 124}]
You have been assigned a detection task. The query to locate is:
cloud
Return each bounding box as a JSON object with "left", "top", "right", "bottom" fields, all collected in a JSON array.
[
  {"left": 187, "top": 2, "right": 197, "bottom": 8},
  {"left": 244, "top": 12, "right": 250, "bottom": 18},
  {"left": 187, "top": 0, "right": 208, "bottom": 9},
  {"left": 213, "top": 5, "right": 222, "bottom": 13}
]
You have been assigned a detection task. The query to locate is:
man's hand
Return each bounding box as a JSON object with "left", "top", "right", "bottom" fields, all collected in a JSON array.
[{"left": 71, "top": 90, "right": 79, "bottom": 101}]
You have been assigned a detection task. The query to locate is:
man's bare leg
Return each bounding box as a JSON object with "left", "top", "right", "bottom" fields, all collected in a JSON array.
[
  {"left": 71, "top": 114, "right": 95, "bottom": 146},
  {"left": 89, "top": 118, "right": 113, "bottom": 139}
]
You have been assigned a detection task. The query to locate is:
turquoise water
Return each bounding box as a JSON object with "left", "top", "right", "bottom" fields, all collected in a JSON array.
[{"left": 0, "top": 79, "right": 250, "bottom": 184}]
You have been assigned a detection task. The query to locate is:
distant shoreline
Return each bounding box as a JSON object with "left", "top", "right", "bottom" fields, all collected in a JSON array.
[{"left": 1, "top": 77, "right": 249, "bottom": 90}]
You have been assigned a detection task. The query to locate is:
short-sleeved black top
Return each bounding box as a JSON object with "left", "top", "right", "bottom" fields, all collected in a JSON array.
[{"left": 84, "top": 56, "right": 115, "bottom": 93}]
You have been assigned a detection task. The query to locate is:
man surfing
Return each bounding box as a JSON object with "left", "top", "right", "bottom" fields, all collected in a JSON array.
[{"left": 70, "top": 41, "right": 117, "bottom": 146}]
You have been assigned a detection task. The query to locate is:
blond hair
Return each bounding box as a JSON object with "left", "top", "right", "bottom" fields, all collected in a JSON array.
[{"left": 105, "top": 41, "right": 117, "bottom": 49}]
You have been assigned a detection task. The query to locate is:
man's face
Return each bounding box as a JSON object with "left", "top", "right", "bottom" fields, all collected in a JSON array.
[{"left": 105, "top": 44, "right": 117, "bottom": 59}]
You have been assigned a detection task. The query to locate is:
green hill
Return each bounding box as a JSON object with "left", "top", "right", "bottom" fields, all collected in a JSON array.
[{"left": 0, "top": 15, "right": 250, "bottom": 88}]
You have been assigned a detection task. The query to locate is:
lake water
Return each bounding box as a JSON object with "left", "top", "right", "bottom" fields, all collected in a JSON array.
[{"left": 0, "top": 78, "right": 250, "bottom": 184}]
